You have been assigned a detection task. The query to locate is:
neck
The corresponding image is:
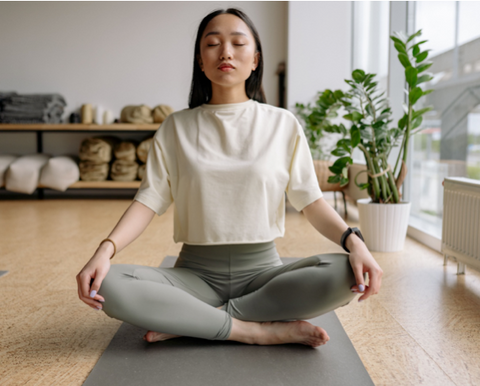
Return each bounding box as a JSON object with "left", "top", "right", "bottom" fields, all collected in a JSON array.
[{"left": 209, "top": 83, "right": 249, "bottom": 104}]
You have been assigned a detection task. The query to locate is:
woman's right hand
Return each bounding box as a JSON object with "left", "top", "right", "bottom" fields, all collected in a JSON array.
[{"left": 76, "top": 243, "right": 113, "bottom": 310}]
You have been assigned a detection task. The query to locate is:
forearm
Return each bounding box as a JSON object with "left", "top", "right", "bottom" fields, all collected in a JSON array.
[
  {"left": 95, "top": 200, "right": 156, "bottom": 259},
  {"left": 301, "top": 197, "right": 364, "bottom": 252}
]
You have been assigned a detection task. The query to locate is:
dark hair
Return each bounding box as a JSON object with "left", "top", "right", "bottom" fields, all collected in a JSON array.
[{"left": 188, "top": 8, "right": 266, "bottom": 109}]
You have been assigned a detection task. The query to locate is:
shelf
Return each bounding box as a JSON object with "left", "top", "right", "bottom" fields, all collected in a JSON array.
[
  {"left": 38, "top": 181, "right": 141, "bottom": 189},
  {"left": 0, "top": 123, "right": 160, "bottom": 132}
]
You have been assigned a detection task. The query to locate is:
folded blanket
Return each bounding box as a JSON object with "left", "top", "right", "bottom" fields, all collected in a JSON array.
[
  {"left": 0, "top": 92, "right": 66, "bottom": 123},
  {"left": 120, "top": 105, "right": 153, "bottom": 124},
  {"left": 79, "top": 161, "right": 109, "bottom": 181},
  {"left": 79, "top": 137, "right": 120, "bottom": 163},
  {"left": 136, "top": 137, "right": 153, "bottom": 163},
  {"left": 110, "top": 160, "right": 139, "bottom": 181},
  {"left": 152, "top": 104, "right": 174, "bottom": 123},
  {"left": 114, "top": 141, "right": 138, "bottom": 162}
]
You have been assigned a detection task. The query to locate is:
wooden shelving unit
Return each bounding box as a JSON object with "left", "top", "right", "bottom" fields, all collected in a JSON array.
[
  {"left": 0, "top": 123, "right": 160, "bottom": 132},
  {"left": 37, "top": 181, "right": 142, "bottom": 189},
  {"left": 0, "top": 123, "right": 158, "bottom": 195}
]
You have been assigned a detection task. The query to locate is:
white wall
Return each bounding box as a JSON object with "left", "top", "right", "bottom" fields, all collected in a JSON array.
[
  {"left": 0, "top": 1, "right": 288, "bottom": 156},
  {"left": 286, "top": 1, "right": 352, "bottom": 110}
]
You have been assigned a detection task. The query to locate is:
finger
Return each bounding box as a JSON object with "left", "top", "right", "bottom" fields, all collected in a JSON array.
[
  {"left": 77, "top": 274, "right": 104, "bottom": 308},
  {"left": 361, "top": 269, "right": 382, "bottom": 301},
  {"left": 90, "top": 272, "right": 108, "bottom": 303},
  {"left": 88, "top": 278, "right": 105, "bottom": 302},
  {"left": 78, "top": 283, "right": 104, "bottom": 309},
  {"left": 351, "top": 264, "right": 366, "bottom": 293}
]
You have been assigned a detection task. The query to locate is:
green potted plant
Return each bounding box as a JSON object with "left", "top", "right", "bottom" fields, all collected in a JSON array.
[
  {"left": 294, "top": 90, "right": 348, "bottom": 194},
  {"left": 326, "top": 29, "right": 434, "bottom": 251}
]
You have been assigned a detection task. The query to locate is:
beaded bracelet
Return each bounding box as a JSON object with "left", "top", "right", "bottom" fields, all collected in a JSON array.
[{"left": 100, "top": 238, "right": 117, "bottom": 259}]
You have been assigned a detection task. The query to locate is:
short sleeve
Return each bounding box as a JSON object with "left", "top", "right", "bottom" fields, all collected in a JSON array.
[
  {"left": 133, "top": 130, "right": 173, "bottom": 216},
  {"left": 285, "top": 119, "right": 323, "bottom": 211}
]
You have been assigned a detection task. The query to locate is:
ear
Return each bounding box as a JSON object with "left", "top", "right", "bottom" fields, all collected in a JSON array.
[{"left": 253, "top": 51, "right": 260, "bottom": 71}]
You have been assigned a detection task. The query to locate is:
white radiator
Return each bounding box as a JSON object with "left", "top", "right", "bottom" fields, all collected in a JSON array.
[{"left": 442, "top": 177, "right": 480, "bottom": 274}]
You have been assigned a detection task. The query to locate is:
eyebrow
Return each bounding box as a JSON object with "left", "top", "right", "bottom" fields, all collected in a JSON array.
[{"left": 204, "top": 31, "right": 247, "bottom": 38}]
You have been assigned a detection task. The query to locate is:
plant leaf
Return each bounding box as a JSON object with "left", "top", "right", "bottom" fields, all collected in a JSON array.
[
  {"left": 394, "top": 41, "right": 407, "bottom": 54},
  {"left": 417, "top": 61, "right": 433, "bottom": 73},
  {"left": 407, "top": 29, "right": 422, "bottom": 43},
  {"left": 409, "top": 87, "right": 423, "bottom": 105},
  {"left": 405, "top": 66, "right": 418, "bottom": 87},
  {"left": 390, "top": 35, "right": 405, "bottom": 47},
  {"left": 412, "top": 116, "right": 423, "bottom": 129},
  {"left": 351, "top": 125, "right": 361, "bottom": 148},
  {"left": 352, "top": 69, "right": 366, "bottom": 83},
  {"left": 412, "top": 106, "right": 433, "bottom": 120},
  {"left": 415, "top": 51, "right": 430, "bottom": 63},
  {"left": 398, "top": 53, "right": 412, "bottom": 68},
  {"left": 332, "top": 148, "right": 349, "bottom": 157}
]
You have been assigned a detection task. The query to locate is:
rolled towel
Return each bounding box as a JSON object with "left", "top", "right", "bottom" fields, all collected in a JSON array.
[
  {"left": 120, "top": 105, "right": 153, "bottom": 124},
  {"left": 79, "top": 137, "right": 119, "bottom": 163},
  {"left": 152, "top": 104, "right": 174, "bottom": 123},
  {"left": 136, "top": 137, "right": 153, "bottom": 163},
  {"left": 0, "top": 155, "right": 18, "bottom": 187},
  {"left": 5, "top": 153, "right": 51, "bottom": 194},
  {"left": 138, "top": 164, "right": 146, "bottom": 180},
  {"left": 110, "top": 160, "right": 139, "bottom": 181},
  {"left": 39, "top": 156, "right": 80, "bottom": 191},
  {"left": 79, "top": 161, "right": 109, "bottom": 181},
  {"left": 114, "top": 141, "right": 138, "bottom": 162}
]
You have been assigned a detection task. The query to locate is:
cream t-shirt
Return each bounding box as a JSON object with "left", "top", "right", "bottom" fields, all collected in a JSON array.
[{"left": 134, "top": 98, "right": 323, "bottom": 245}]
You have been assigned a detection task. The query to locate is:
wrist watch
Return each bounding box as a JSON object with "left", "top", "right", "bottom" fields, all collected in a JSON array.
[{"left": 340, "top": 227, "right": 364, "bottom": 253}]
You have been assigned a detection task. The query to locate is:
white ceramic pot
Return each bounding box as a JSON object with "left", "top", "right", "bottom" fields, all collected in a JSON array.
[{"left": 357, "top": 198, "right": 411, "bottom": 252}]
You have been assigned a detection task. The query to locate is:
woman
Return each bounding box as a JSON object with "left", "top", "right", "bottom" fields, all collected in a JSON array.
[{"left": 76, "top": 8, "right": 383, "bottom": 348}]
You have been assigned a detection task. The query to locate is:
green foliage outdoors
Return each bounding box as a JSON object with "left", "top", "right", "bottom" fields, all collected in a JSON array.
[{"left": 320, "top": 29, "right": 434, "bottom": 203}]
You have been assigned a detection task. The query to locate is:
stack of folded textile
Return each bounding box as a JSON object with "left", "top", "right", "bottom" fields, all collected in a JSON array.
[
  {"left": 78, "top": 137, "right": 120, "bottom": 181},
  {"left": 111, "top": 141, "right": 139, "bottom": 181},
  {"left": 0, "top": 92, "right": 67, "bottom": 123},
  {"left": 136, "top": 137, "right": 153, "bottom": 180}
]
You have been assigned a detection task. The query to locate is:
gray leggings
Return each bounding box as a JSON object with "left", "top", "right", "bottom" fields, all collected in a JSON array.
[{"left": 97, "top": 241, "right": 359, "bottom": 341}]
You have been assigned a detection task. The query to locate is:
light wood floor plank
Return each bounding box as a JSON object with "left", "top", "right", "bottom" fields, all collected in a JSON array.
[{"left": 1, "top": 197, "right": 480, "bottom": 385}]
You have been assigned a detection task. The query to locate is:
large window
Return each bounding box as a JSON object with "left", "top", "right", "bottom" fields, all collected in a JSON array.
[{"left": 409, "top": 1, "right": 480, "bottom": 237}]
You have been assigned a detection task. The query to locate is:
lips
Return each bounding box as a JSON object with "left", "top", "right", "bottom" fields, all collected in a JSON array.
[{"left": 219, "top": 63, "right": 234, "bottom": 69}]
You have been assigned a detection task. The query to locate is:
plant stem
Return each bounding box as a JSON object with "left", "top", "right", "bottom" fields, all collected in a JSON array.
[
  {"left": 402, "top": 92, "right": 413, "bottom": 165},
  {"left": 372, "top": 157, "right": 389, "bottom": 202},
  {"left": 393, "top": 132, "right": 406, "bottom": 177},
  {"left": 359, "top": 144, "right": 380, "bottom": 201},
  {"left": 382, "top": 155, "right": 400, "bottom": 203}
]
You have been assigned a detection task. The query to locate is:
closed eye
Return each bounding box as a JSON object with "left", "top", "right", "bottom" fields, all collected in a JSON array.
[{"left": 207, "top": 44, "right": 245, "bottom": 46}]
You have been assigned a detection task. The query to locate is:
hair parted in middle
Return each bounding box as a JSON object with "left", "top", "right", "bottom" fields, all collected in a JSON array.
[{"left": 188, "top": 8, "right": 266, "bottom": 109}]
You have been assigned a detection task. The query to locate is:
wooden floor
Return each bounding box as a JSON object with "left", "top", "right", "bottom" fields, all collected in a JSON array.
[{"left": 1, "top": 195, "right": 480, "bottom": 385}]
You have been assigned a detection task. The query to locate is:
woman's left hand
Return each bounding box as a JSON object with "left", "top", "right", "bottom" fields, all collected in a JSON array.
[{"left": 347, "top": 237, "right": 383, "bottom": 302}]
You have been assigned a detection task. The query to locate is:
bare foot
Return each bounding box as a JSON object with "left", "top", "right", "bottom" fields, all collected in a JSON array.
[
  {"left": 143, "top": 331, "right": 181, "bottom": 342},
  {"left": 143, "top": 304, "right": 225, "bottom": 343},
  {"left": 229, "top": 319, "right": 330, "bottom": 348}
]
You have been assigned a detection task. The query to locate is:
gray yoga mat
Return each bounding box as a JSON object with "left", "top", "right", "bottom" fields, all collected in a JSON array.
[{"left": 83, "top": 256, "right": 374, "bottom": 386}]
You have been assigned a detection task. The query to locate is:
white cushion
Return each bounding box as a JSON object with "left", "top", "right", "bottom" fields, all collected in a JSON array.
[
  {"left": 39, "top": 156, "right": 80, "bottom": 191},
  {"left": 5, "top": 154, "right": 51, "bottom": 194},
  {"left": 0, "top": 155, "right": 18, "bottom": 187}
]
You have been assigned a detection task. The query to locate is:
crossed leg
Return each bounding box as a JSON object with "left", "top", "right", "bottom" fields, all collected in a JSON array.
[{"left": 98, "top": 253, "right": 359, "bottom": 347}]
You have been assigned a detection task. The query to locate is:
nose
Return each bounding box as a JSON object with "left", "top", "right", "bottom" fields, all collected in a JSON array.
[{"left": 220, "top": 44, "right": 233, "bottom": 60}]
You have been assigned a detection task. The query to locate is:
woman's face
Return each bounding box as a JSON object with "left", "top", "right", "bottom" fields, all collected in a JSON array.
[{"left": 198, "top": 14, "right": 259, "bottom": 91}]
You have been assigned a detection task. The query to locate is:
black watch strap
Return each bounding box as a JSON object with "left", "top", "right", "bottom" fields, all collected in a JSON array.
[{"left": 340, "top": 227, "right": 364, "bottom": 253}]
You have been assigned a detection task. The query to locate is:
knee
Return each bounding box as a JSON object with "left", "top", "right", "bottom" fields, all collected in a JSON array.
[{"left": 97, "top": 265, "right": 131, "bottom": 318}]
